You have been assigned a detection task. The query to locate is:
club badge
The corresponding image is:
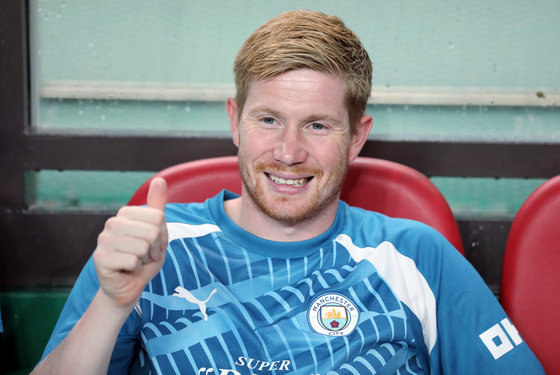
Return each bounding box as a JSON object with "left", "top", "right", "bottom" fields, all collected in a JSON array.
[{"left": 308, "top": 293, "right": 359, "bottom": 336}]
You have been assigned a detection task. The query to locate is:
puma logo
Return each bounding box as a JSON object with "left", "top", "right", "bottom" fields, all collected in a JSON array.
[{"left": 173, "top": 286, "right": 217, "bottom": 321}]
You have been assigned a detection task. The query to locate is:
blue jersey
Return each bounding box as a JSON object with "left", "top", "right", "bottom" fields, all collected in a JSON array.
[{"left": 42, "top": 190, "right": 543, "bottom": 374}]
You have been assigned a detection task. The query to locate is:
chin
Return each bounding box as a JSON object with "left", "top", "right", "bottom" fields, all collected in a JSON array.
[{"left": 258, "top": 192, "right": 337, "bottom": 225}]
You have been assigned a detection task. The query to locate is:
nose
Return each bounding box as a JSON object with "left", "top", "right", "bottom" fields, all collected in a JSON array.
[{"left": 272, "top": 125, "right": 308, "bottom": 166}]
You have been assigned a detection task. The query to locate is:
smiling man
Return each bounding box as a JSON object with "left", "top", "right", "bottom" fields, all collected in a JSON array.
[
  {"left": 33, "top": 10, "right": 543, "bottom": 375},
  {"left": 226, "top": 69, "right": 371, "bottom": 240}
]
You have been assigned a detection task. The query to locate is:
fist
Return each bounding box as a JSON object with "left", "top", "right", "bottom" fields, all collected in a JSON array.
[{"left": 93, "top": 177, "right": 169, "bottom": 309}]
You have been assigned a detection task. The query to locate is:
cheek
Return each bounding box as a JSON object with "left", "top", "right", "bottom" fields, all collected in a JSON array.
[
  {"left": 238, "top": 126, "right": 270, "bottom": 149},
  {"left": 315, "top": 137, "right": 352, "bottom": 165},
  {"left": 239, "top": 130, "right": 287, "bottom": 165}
]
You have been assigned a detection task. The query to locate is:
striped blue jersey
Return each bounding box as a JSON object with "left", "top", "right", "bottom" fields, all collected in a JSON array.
[{"left": 42, "top": 190, "right": 543, "bottom": 374}]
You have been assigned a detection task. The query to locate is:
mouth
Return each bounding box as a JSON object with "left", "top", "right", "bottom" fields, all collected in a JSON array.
[{"left": 266, "top": 173, "right": 312, "bottom": 187}]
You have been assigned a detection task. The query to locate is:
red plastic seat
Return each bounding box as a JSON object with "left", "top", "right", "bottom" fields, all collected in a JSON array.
[
  {"left": 500, "top": 175, "right": 560, "bottom": 374},
  {"left": 129, "top": 156, "right": 463, "bottom": 253}
]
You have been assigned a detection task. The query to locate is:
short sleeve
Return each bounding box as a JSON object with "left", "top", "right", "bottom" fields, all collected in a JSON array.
[
  {"left": 38, "top": 256, "right": 143, "bottom": 373},
  {"left": 429, "top": 245, "right": 544, "bottom": 374}
]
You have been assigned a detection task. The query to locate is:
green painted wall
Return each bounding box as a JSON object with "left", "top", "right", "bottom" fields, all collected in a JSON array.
[
  {"left": 34, "top": 0, "right": 560, "bottom": 88},
  {"left": 30, "top": 0, "right": 560, "bottom": 213}
]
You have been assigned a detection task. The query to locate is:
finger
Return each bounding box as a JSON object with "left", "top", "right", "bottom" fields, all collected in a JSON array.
[
  {"left": 103, "top": 216, "right": 161, "bottom": 242},
  {"left": 99, "top": 232, "right": 150, "bottom": 258},
  {"left": 147, "top": 177, "right": 167, "bottom": 212},
  {"left": 160, "top": 219, "right": 168, "bottom": 252},
  {"left": 100, "top": 216, "right": 164, "bottom": 265},
  {"left": 116, "top": 206, "right": 165, "bottom": 225},
  {"left": 149, "top": 224, "right": 167, "bottom": 262},
  {"left": 95, "top": 248, "right": 142, "bottom": 273}
]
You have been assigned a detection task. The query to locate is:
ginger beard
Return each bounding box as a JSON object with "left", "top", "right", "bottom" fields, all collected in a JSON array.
[{"left": 237, "top": 148, "right": 350, "bottom": 226}]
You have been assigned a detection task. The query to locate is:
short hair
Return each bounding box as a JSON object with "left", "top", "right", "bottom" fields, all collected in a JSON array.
[{"left": 233, "top": 10, "right": 372, "bottom": 130}]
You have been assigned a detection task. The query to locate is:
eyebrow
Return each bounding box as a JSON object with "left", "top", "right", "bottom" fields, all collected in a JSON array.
[
  {"left": 246, "top": 106, "right": 344, "bottom": 126},
  {"left": 246, "top": 106, "right": 283, "bottom": 119}
]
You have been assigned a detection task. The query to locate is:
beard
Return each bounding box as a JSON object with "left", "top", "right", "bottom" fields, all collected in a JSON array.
[{"left": 237, "top": 152, "right": 349, "bottom": 226}]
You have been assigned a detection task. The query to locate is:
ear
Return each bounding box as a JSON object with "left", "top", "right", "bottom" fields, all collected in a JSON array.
[
  {"left": 348, "top": 114, "right": 373, "bottom": 162},
  {"left": 226, "top": 98, "right": 240, "bottom": 147}
]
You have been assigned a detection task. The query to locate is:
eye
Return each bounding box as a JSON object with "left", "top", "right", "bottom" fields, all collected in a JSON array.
[
  {"left": 262, "top": 117, "right": 276, "bottom": 125},
  {"left": 310, "top": 122, "right": 326, "bottom": 131}
]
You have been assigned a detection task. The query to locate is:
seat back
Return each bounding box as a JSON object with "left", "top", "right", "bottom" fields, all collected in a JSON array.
[
  {"left": 129, "top": 156, "right": 463, "bottom": 253},
  {"left": 500, "top": 175, "right": 560, "bottom": 374}
]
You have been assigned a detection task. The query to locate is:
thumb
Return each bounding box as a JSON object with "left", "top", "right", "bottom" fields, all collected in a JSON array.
[{"left": 147, "top": 177, "right": 167, "bottom": 211}]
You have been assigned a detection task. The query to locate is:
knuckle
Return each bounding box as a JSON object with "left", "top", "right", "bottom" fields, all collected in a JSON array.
[
  {"left": 126, "top": 256, "right": 141, "bottom": 271},
  {"left": 93, "top": 247, "right": 108, "bottom": 267},
  {"left": 138, "top": 239, "right": 150, "bottom": 255},
  {"left": 145, "top": 226, "right": 160, "bottom": 243},
  {"left": 93, "top": 249, "right": 101, "bottom": 263},
  {"left": 104, "top": 216, "right": 119, "bottom": 230},
  {"left": 151, "top": 210, "right": 165, "bottom": 224},
  {"left": 97, "top": 231, "right": 110, "bottom": 244},
  {"left": 117, "top": 206, "right": 129, "bottom": 216}
]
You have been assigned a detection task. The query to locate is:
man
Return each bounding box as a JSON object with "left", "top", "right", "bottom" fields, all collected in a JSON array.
[{"left": 33, "top": 10, "right": 543, "bottom": 374}]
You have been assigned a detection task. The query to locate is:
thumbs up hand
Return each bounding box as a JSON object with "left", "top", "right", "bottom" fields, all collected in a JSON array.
[{"left": 94, "top": 177, "right": 169, "bottom": 311}]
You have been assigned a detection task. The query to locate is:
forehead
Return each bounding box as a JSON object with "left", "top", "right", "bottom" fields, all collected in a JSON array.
[{"left": 244, "top": 69, "right": 348, "bottom": 117}]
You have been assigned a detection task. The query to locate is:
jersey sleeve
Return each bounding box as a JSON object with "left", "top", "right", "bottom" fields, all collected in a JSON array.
[
  {"left": 428, "top": 238, "right": 544, "bottom": 374},
  {"left": 37, "top": 255, "right": 142, "bottom": 373}
]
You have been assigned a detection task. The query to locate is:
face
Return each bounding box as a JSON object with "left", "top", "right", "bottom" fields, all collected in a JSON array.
[{"left": 227, "top": 69, "right": 371, "bottom": 225}]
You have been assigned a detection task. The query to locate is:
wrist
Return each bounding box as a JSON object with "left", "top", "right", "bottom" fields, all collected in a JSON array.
[{"left": 95, "top": 288, "right": 138, "bottom": 319}]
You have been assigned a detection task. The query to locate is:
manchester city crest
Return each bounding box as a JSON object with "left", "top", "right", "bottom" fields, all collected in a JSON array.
[{"left": 308, "top": 293, "right": 360, "bottom": 336}]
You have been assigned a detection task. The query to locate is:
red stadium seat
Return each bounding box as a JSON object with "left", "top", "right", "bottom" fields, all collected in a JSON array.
[
  {"left": 500, "top": 175, "right": 560, "bottom": 374},
  {"left": 129, "top": 156, "right": 463, "bottom": 254}
]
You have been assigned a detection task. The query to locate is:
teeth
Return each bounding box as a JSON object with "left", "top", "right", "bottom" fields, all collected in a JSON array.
[{"left": 268, "top": 173, "right": 308, "bottom": 187}]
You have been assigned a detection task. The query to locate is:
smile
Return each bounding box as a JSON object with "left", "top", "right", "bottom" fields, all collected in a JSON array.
[{"left": 266, "top": 173, "right": 311, "bottom": 187}]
